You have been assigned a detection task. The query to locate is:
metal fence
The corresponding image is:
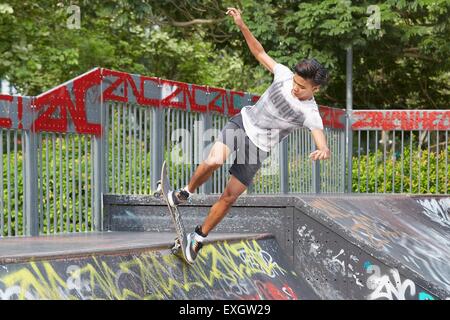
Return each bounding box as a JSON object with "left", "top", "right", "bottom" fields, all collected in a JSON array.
[
  {"left": 0, "top": 68, "right": 448, "bottom": 237},
  {"left": 36, "top": 132, "right": 95, "bottom": 235},
  {"left": 0, "top": 129, "right": 25, "bottom": 236},
  {"left": 351, "top": 116, "right": 449, "bottom": 195}
]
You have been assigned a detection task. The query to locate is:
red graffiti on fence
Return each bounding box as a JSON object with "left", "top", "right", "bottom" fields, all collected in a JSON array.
[
  {"left": 3, "top": 68, "right": 447, "bottom": 134},
  {"left": 0, "top": 94, "right": 13, "bottom": 128},
  {"left": 101, "top": 69, "right": 231, "bottom": 113},
  {"left": 34, "top": 68, "right": 102, "bottom": 135},
  {"left": 352, "top": 110, "right": 450, "bottom": 130},
  {"left": 319, "top": 105, "right": 345, "bottom": 129},
  {"left": 228, "top": 90, "right": 245, "bottom": 116},
  {"left": 190, "top": 84, "right": 208, "bottom": 112}
]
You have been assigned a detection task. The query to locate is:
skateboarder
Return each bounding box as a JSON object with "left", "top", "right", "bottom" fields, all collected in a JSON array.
[{"left": 167, "top": 7, "right": 331, "bottom": 264}]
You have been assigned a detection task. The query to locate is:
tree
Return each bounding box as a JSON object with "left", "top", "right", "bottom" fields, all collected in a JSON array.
[
  {"left": 215, "top": 0, "right": 449, "bottom": 109},
  {"left": 1, "top": 0, "right": 448, "bottom": 110},
  {"left": 0, "top": 0, "right": 243, "bottom": 95},
  {"left": 150, "top": 0, "right": 450, "bottom": 109}
]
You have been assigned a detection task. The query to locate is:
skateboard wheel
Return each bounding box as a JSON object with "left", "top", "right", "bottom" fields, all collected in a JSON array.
[
  {"left": 170, "top": 241, "right": 181, "bottom": 255},
  {"left": 153, "top": 190, "right": 162, "bottom": 198},
  {"left": 154, "top": 181, "right": 162, "bottom": 194}
]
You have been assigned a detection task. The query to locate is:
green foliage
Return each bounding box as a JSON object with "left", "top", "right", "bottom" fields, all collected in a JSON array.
[
  {"left": 352, "top": 146, "right": 449, "bottom": 194},
  {"left": 1, "top": 1, "right": 448, "bottom": 108},
  {"left": 1, "top": 134, "right": 94, "bottom": 236},
  {"left": 222, "top": 0, "right": 450, "bottom": 109},
  {"left": 1, "top": 149, "right": 24, "bottom": 236},
  {"left": 0, "top": 1, "right": 244, "bottom": 95}
]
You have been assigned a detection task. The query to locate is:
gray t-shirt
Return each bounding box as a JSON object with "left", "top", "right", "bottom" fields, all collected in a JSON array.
[{"left": 241, "top": 63, "right": 324, "bottom": 152}]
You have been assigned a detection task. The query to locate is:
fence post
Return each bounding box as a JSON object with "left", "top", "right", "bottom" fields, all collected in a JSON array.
[
  {"left": 151, "top": 107, "right": 164, "bottom": 192},
  {"left": 199, "top": 112, "right": 212, "bottom": 194},
  {"left": 340, "top": 129, "right": 347, "bottom": 193},
  {"left": 23, "top": 125, "right": 39, "bottom": 236},
  {"left": 92, "top": 74, "right": 109, "bottom": 231},
  {"left": 93, "top": 136, "right": 103, "bottom": 231},
  {"left": 345, "top": 46, "right": 354, "bottom": 193},
  {"left": 92, "top": 77, "right": 105, "bottom": 232},
  {"left": 279, "top": 139, "right": 289, "bottom": 193},
  {"left": 312, "top": 161, "right": 321, "bottom": 194},
  {"left": 311, "top": 138, "right": 321, "bottom": 194}
]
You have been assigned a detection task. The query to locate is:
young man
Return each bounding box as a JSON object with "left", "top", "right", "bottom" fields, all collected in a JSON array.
[{"left": 167, "top": 7, "right": 331, "bottom": 263}]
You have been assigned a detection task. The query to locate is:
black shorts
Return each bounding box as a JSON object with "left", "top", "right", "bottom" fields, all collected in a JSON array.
[{"left": 216, "top": 113, "right": 270, "bottom": 187}]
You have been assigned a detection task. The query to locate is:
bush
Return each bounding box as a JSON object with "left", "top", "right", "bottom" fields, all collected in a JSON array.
[{"left": 352, "top": 147, "right": 449, "bottom": 194}]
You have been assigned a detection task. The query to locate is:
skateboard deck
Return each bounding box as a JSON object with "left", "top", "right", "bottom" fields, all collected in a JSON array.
[{"left": 153, "top": 160, "right": 192, "bottom": 265}]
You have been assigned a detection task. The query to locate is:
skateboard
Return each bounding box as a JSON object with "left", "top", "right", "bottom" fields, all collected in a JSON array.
[{"left": 153, "top": 160, "right": 192, "bottom": 265}]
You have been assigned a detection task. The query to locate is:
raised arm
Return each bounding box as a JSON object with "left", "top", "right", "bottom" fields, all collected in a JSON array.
[{"left": 226, "top": 7, "right": 276, "bottom": 73}]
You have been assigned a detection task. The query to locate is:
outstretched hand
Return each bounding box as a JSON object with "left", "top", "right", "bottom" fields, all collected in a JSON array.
[
  {"left": 226, "top": 7, "right": 244, "bottom": 27},
  {"left": 309, "top": 148, "right": 331, "bottom": 161}
]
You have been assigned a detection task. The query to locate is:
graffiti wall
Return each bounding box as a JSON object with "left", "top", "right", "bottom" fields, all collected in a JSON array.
[
  {"left": 294, "top": 208, "right": 442, "bottom": 300},
  {"left": 0, "top": 238, "right": 310, "bottom": 300},
  {"left": 293, "top": 195, "right": 450, "bottom": 300}
]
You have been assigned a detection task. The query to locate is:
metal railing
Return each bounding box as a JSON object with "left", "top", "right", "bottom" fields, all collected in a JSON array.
[
  {"left": 350, "top": 110, "right": 449, "bottom": 194},
  {"left": 0, "top": 129, "right": 25, "bottom": 236},
  {"left": 36, "top": 132, "right": 95, "bottom": 234},
  {"left": 0, "top": 68, "right": 448, "bottom": 238}
]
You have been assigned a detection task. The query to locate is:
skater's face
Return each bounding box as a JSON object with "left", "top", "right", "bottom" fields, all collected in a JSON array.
[{"left": 291, "top": 74, "right": 320, "bottom": 101}]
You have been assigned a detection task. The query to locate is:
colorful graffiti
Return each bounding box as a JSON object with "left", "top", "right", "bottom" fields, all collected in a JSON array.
[
  {"left": 0, "top": 68, "right": 260, "bottom": 135},
  {"left": 295, "top": 221, "right": 440, "bottom": 300},
  {"left": 0, "top": 69, "right": 347, "bottom": 135},
  {"left": 0, "top": 239, "right": 301, "bottom": 300}
]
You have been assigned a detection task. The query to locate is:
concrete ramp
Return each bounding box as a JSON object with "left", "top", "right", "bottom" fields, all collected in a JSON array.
[
  {"left": 103, "top": 193, "right": 450, "bottom": 300},
  {"left": 293, "top": 194, "right": 450, "bottom": 300},
  {"left": 2, "top": 194, "right": 448, "bottom": 300},
  {"left": 0, "top": 232, "right": 316, "bottom": 300}
]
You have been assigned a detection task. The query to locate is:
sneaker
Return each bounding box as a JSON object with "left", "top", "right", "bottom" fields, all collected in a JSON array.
[
  {"left": 167, "top": 188, "right": 191, "bottom": 207},
  {"left": 185, "top": 226, "right": 205, "bottom": 264}
]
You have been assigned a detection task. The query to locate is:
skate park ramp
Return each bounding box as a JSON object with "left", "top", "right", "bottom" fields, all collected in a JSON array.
[
  {"left": 103, "top": 193, "right": 450, "bottom": 300},
  {"left": 292, "top": 194, "right": 450, "bottom": 300},
  {"left": 0, "top": 231, "right": 315, "bottom": 300},
  {"left": 1, "top": 193, "right": 449, "bottom": 300}
]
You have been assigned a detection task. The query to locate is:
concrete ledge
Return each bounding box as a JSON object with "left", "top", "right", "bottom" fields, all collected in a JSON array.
[
  {"left": 0, "top": 231, "right": 272, "bottom": 264},
  {"left": 103, "top": 194, "right": 294, "bottom": 265},
  {"left": 104, "top": 193, "right": 296, "bottom": 207}
]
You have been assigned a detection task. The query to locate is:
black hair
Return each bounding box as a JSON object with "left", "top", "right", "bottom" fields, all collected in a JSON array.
[{"left": 293, "top": 59, "right": 330, "bottom": 87}]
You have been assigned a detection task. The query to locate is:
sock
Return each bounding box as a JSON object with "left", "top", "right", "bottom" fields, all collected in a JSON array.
[
  {"left": 194, "top": 232, "right": 206, "bottom": 243},
  {"left": 195, "top": 225, "right": 207, "bottom": 241},
  {"left": 183, "top": 185, "right": 194, "bottom": 195}
]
